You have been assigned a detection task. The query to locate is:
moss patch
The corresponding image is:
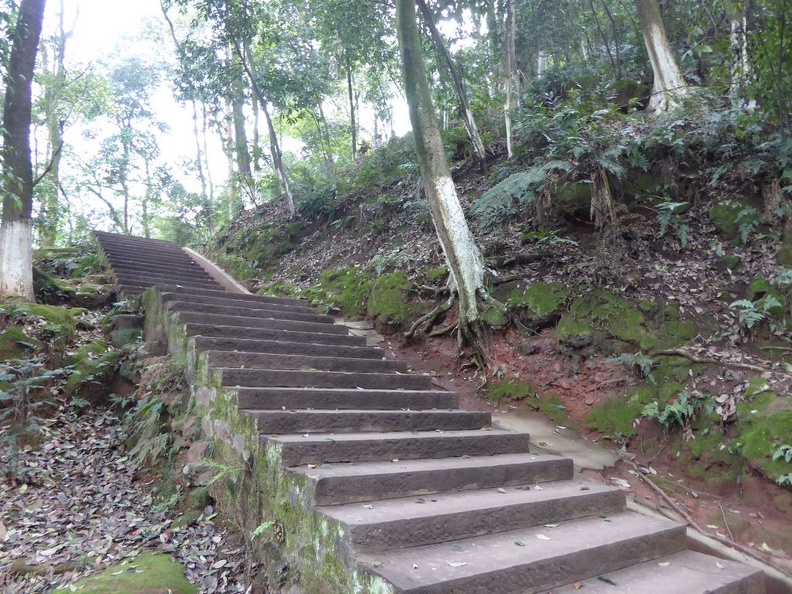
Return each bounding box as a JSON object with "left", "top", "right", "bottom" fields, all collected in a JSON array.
[
  {"left": 52, "top": 553, "right": 196, "bottom": 594},
  {"left": 366, "top": 272, "right": 420, "bottom": 332},
  {"left": 65, "top": 339, "right": 121, "bottom": 398},
  {"left": 303, "top": 268, "right": 373, "bottom": 318},
  {"left": 508, "top": 282, "right": 568, "bottom": 316},
  {"left": 737, "top": 390, "right": 792, "bottom": 481},
  {"left": 487, "top": 379, "right": 534, "bottom": 405},
  {"left": 0, "top": 326, "right": 41, "bottom": 362}
]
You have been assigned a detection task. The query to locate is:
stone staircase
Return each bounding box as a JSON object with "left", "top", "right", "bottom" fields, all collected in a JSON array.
[{"left": 95, "top": 231, "right": 767, "bottom": 594}]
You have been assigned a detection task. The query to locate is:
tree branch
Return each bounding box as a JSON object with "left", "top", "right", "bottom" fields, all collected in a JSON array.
[{"left": 32, "top": 142, "right": 63, "bottom": 188}]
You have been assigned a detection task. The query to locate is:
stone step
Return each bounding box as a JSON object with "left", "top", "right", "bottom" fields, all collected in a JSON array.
[
  {"left": 101, "top": 249, "right": 202, "bottom": 267},
  {"left": 187, "top": 325, "right": 366, "bottom": 347},
  {"left": 139, "top": 283, "right": 306, "bottom": 307},
  {"left": 178, "top": 311, "right": 349, "bottom": 335},
  {"left": 320, "top": 480, "right": 624, "bottom": 551},
  {"left": 220, "top": 368, "right": 432, "bottom": 390},
  {"left": 247, "top": 409, "right": 490, "bottom": 434},
  {"left": 194, "top": 336, "right": 381, "bottom": 358},
  {"left": 108, "top": 261, "right": 213, "bottom": 280},
  {"left": 234, "top": 387, "right": 458, "bottom": 411},
  {"left": 206, "top": 350, "right": 406, "bottom": 374},
  {"left": 545, "top": 549, "right": 765, "bottom": 594},
  {"left": 114, "top": 272, "right": 222, "bottom": 290},
  {"left": 166, "top": 300, "right": 334, "bottom": 324},
  {"left": 95, "top": 231, "right": 181, "bottom": 247},
  {"left": 290, "top": 453, "right": 573, "bottom": 505},
  {"left": 359, "top": 512, "right": 686, "bottom": 594},
  {"left": 268, "top": 429, "right": 532, "bottom": 466},
  {"left": 162, "top": 292, "right": 317, "bottom": 315}
]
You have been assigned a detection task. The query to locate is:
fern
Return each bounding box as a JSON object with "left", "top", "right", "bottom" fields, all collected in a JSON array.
[{"left": 473, "top": 160, "right": 572, "bottom": 223}]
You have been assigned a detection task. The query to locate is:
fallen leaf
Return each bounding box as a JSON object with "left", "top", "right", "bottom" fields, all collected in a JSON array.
[
  {"left": 597, "top": 576, "right": 617, "bottom": 585},
  {"left": 536, "top": 534, "right": 551, "bottom": 540},
  {"left": 514, "top": 540, "right": 526, "bottom": 547},
  {"left": 497, "top": 488, "right": 506, "bottom": 494},
  {"left": 572, "top": 583, "right": 583, "bottom": 590},
  {"left": 658, "top": 561, "right": 671, "bottom": 567},
  {"left": 543, "top": 523, "right": 559, "bottom": 529},
  {"left": 447, "top": 561, "right": 467, "bottom": 567}
]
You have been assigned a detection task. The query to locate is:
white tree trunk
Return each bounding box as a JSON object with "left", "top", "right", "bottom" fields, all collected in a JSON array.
[
  {"left": 396, "top": 0, "right": 486, "bottom": 331},
  {"left": 730, "top": 2, "right": 755, "bottom": 110},
  {"left": 635, "top": 0, "right": 688, "bottom": 112},
  {"left": 0, "top": 220, "right": 34, "bottom": 300}
]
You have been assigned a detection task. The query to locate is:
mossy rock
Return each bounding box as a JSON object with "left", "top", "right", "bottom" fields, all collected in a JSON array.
[
  {"left": 717, "top": 254, "right": 742, "bottom": 272},
  {"left": 556, "top": 316, "right": 596, "bottom": 349},
  {"left": 24, "top": 303, "right": 83, "bottom": 341},
  {"left": 487, "top": 379, "right": 534, "bottom": 404},
  {"left": 366, "top": 272, "right": 420, "bottom": 332},
  {"left": 777, "top": 240, "right": 792, "bottom": 267},
  {"left": 0, "top": 326, "right": 41, "bottom": 362},
  {"left": 482, "top": 304, "right": 509, "bottom": 328},
  {"left": 508, "top": 282, "right": 568, "bottom": 316},
  {"left": 311, "top": 268, "right": 373, "bottom": 319},
  {"left": 74, "top": 283, "right": 112, "bottom": 309},
  {"left": 553, "top": 181, "right": 591, "bottom": 218},
  {"left": 747, "top": 276, "right": 788, "bottom": 317},
  {"left": 560, "top": 288, "right": 650, "bottom": 349},
  {"left": 222, "top": 222, "right": 303, "bottom": 272},
  {"left": 427, "top": 267, "right": 448, "bottom": 284},
  {"left": 736, "top": 391, "right": 792, "bottom": 481},
  {"left": 65, "top": 339, "right": 121, "bottom": 399},
  {"left": 51, "top": 553, "right": 196, "bottom": 594},
  {"left": 711, "top": 203, "right": 743, "bottom": 242}
]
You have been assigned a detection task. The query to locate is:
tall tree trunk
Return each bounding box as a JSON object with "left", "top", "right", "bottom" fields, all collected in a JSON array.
[
  {"left": 396, "top": 0, "right": 486, "bottom": 339},
  {"left": 224, "top": 99, "right": 241, "bottom": 217},
  {"left": 232, "top": 83, "right": 253, "bottom": 184},
  {"left": 346, "top": 54, "right": 357, "bottom": 159},
  {"left": 0, "top": 0, "right": 46, "bottom": 301},
  {"left": 416, "top": 0, "right": 487, "bottom": 168},
  {"left": 635, "top": 0, "right": 688, "bottom": 112},
  {"left": 504, "top": 0, "right": 518, "bottom": 158},
  {"left": 191, "top": 100, "right": 213, "bottom": 234},
  {"left": 251, "top": 95, "right": 261, "bottom": 173},
  {"left": 237, "top": 43, "right": 296, "bottom": 218},
  {"left": 40, "top": 0, "right": 66, "bottom": 247}
]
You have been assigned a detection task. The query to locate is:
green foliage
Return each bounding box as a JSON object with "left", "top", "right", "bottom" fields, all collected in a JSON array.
[
  {"left": 642, "top": 391, "right": 715, "bottom": 429},
  {"left": 655, "top": 201, "right": 689, "bottom": 248},
  {"left": 472, "top": 160, "right": 571, "bottom": 225},
  {"left": 607, "top": 352, "right": 656, "bottom": 384},
  {"left": 735, "top": 206, "right": 761, "bottom": 245},
  {"left": 127, "top": 394, "right": 176, "bottom": 466},
  {"left": 729, "top": 296, "right": 782, "bottom": 330},
  {"left": 0, "top": 357, "right": 73, "bottom": 478},
  {"left": 773, "top": 444, "right": 792, "bottom": 464}
]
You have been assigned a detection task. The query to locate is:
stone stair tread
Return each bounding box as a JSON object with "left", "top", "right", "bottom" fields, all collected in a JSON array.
[
  {"left": 358, "top": 512, "right": 685, "bottom": 593},
  {"left": 544, "top": 550, "right": 765, "bottom": 594},
  {"left": 290, "top": 453, "right": 573, "bottom": 505},
  {"left": 179, "top": 312, "right": 351, "bottom": 334},
  {"left": 233, "top": 386, "right": 458, "bottom": 410},
  {"left": 166, "top": 300, "right": 334, "bottom": 323},
  {"left": 219, "top": 368, "right": 433, "bottom": 390},
  {"left": 205, "top": 350, "right": 405, "bottom": 373},
  {"left": 195, "top": 336, "right": 382, "bottom": 357},
  {"left": 319, "top": 480, "right": 624, "bottom": 551},
  {"left": 188, "top": 325, "right": 367, "bottom": 346},
  {"left": 270, "top": 429, "right": 532, "bottom": 466},
  {"left": 161, "top": 292, "right": 317, "bottom": 314}
]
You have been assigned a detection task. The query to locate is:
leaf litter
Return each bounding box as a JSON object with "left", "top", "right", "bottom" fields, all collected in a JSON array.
[{"left": 0, "top": 405, "right": 253, "bottom": 593}]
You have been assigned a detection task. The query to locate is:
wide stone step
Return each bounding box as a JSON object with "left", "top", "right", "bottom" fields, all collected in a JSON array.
[
  {"left": 220, "top": 368, "right": 432, "bottom": 390},
  {"left": 206, "top": 350, "right": 406, "bottom": 374},
  {"left": 545, "top": 549, "right": 765, "bottom": 594},
  {"left": 162, "top": 292, "right": 317, "bottom": 315},
  {"left": 114, "top": 272, "right": 222, "bottom": 290},
  {"left": 178, "top": 311, "right": 348, "bottom": 335},
  {"left": 247, "top": 409, "right": 490, "bottom": 434},
  {"left": 234, "top": 387, "right": 458, "bottom": 410},
  {"left": 290, "top": 453, "right": 573, "bottom": 505},
  {"left": 194, "top": 336, "right": 381, "bottom": 358},
  {"left": 320, "top": 480, "right": 624, "bottom": 551},
  {"left": 102, "top": 249, "right": 201, "bottom": 267},
  {"left": 166, "top": 300, "right": 334, "bottom": 324},
  {"left": 188, "top": 325, "right": 366, "bottom": 347},
  {"left": 359, "top": 512, "right": 686, "bottom": 594},
  {"left": 268, "top": 429, "right": 532, "bottom": 466},
  {"left": 109, "top": 261, "right": 213, "bottom": 280},
  {"left": 152, "top": 284, "right": 306, "bottom": 307}
]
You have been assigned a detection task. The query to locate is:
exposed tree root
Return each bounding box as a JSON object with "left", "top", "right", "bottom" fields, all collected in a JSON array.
[
  {"left": 405, "top": 296, "right": 454, "bottom": 339},
  {"left": 652, "top": 348, "right": 786, "bottom": 376},
  {"left": 485, "top": 252, "right": 549, "bottom": 268},
  {"left": 491, "top": 274, "right": 523, "bottom": 286}
]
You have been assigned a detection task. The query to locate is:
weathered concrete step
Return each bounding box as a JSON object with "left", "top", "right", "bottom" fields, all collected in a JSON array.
[
  {"left": 320, "top": 480, "right": 624, "bottom": 551},
  {"left": 545, "top": 549, "right": 765, "bottom": 594},
  {"left": 220, "top": 368, "right": 432, "bottom": 390},
  {"left": 102, "top": 250, "right": 202, "bottom": 267},
  {"left": 234, "top": 387, "right": 457, "bottom": 411},
  {"left": 206, "top": 350, "right": 406, "bottom": 374},
  {"left": 359, "top": 512, "right": 686, "bottom": 594},
  {"left": 108, "top": 261, "right": 213, "bottom": 280},
  {"left": 269, "top": 429, "right": 532, "bottom": 466},
  {"left": 162, "top": 292, "right": 317, "bottom": 315},
  {"left": 178, "top": 311, "right": 349, "bottom": 335},
  {"left": 290, "top": 453, "right": 573, "bottom": 505},
  {"left": 152, "top": 284, "right": 306, "bottom": 307},
  {"left": 246, "top": 409, "right": 490, "bottom": 434},
  {"left": 187, "top": 325, "right": 366, "bottom": 347},
  {"left": 114, "top": 272, "right": 222, "bottom": 290},
  {"left": 166, "top": 301, "right": 334, "bottom": 324},
  {"left": 95, "top": 231, "right": 181, "bottom": 247},
  {"left": 194, "top": 336, "right": 381, "bottom": 358}
]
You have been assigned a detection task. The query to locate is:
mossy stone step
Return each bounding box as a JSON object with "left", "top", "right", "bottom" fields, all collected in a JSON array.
[
  {"left": 206, "top": 350, "right": 406, "bottom": 374},
  {"left": 219, "top": 368, "right": 432, "bottom": 390},
  {"left": 178, "top": 311, "right": 347, "bottom": 335},
  {"left": 194, "top": 335, "right": 381, "bottom": 358},
  {"left": 187, "top": 324, "right": 366, "bottom": 347},
  {"left": 163, "top": 292, "right": 317, "bottom": 315},
  {"left": 113, "top": 272, "right": 222, "bottom": 290},
  {"left": 166, "top": 300, "right": 334, "bottom": 324}
]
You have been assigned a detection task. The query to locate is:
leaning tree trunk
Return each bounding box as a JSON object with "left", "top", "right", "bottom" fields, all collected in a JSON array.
[
  {"left": 504, "top": 0, "right": 518, "bottom": 158},
  {"left": 396, "top": 0, "right": 486, "bottom": 338},
  {"left": 635, "top": 0, "right": 688, "bottom": 112},
  {"left": 0, "top": 0, "right": 47, "bottom": 301},
  {"left": 416, "top": 0, "right": 487, "bottom": 168}
]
